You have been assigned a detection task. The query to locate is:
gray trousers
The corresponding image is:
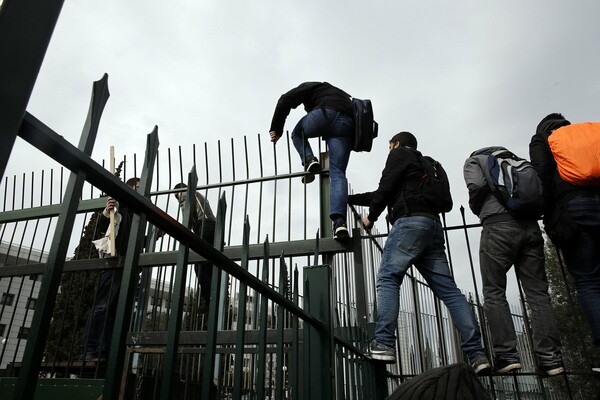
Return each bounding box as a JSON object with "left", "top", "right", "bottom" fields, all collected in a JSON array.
[{"left": 479, "top": 219, "right": 562, "bottom": 365}]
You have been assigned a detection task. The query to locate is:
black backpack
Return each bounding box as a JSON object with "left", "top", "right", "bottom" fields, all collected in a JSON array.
[
  {"left": 352, "top": 98, "right": 378, "bottom": 152},
  {"left": 418, "top": 154, "right": 453, "bottom": 214},
  {"left": 391, "top": 151, "right": 453, "bottom": 221}
]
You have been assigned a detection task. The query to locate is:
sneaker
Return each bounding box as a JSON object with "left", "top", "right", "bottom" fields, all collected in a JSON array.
[
  {"left": 495, "top": 359, "right": 522, "bottom": 374},
  {"left": 369, "top": 340, "right": 396, "bottom": 363},
  {"left": 470, "top": 354, "right": 492, "bottom": 375},
  {"left": 539, "top": 363, "right": 565, "bottom": 376},
  {"left": 592, "top": 359, "right": 600, "bottom": 373},
  {"left": 301, "top": 158, "right": 321, "bottom": 184},
  {"left": 82, "top": 352, "right": 106, "bottom": 363},
  {"left": 333, "top": 218, "right": 349, "bottom": 240}
]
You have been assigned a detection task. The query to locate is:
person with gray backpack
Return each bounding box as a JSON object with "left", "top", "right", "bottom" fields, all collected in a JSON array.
[{"left": 463, "top": 146, "right": 564, "bottom": 376}]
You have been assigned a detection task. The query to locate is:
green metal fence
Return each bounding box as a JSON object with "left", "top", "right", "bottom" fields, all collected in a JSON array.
[
  {"left": 0, "top": 75, "right": 389, "bottom": 399},
  {"left": 1, "top": 4, "right": 599, "bottom": 398},
  {"left": 1, "top": 84, "right": 599, "bottom": 398}
]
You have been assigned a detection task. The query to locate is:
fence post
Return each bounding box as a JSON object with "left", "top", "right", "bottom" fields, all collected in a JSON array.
[
  {"left": 304, "top": 264, "right": 334, "bottom": 400},
  {"left": 12, "top": 76, "right": 109, "bottom": 400},
  {"left": 351, "top": 228, "right": 368, "bottom": 332},
  {"left": 319, "top": 151, "right": 332, "bottom": 240}
]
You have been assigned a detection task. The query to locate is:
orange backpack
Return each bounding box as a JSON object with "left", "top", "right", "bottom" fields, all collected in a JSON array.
[{"left": 548, "top": 122, "right": 600, "bottom": 186}]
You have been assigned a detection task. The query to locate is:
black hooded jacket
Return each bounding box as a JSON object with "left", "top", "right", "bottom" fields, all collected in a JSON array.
[
  {"left": 269, "top": 82, "right": 353, "bottom": 137},
  {"left": 348, "top": 146, "right": 437, "bottom": 224},
  {"left": 529, "top": 115, "right": 594, "bottom": 220}
]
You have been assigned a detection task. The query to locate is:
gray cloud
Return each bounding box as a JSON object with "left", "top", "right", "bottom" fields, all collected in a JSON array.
[{"left": 6, "top": 1, "right": 600, "bottom": 297}]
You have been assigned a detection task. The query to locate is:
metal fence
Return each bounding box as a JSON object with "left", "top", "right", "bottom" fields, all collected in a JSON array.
[
  {"left": 0, "top": 74, "right": 597, "bottom": 399},
  {"left": 1, "top": 5, "right": 598, "bottom": 398}
]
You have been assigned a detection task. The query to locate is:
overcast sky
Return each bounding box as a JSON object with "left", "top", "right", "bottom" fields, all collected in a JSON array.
[{"left": 5, "top": 1, "right": 600, "bottom": 295}]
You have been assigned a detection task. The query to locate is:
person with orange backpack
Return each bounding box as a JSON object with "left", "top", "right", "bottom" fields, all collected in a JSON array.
[{"left": 529, "top": 113, "right": 600, "bottom": 373}]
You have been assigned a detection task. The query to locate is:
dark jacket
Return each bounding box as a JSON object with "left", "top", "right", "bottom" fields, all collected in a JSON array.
[
  {"left": 529, "top": 115, "right": 599, "bottom": 245},
  {"left": 529, "top": 116, "right": 595, "bottom": 218},
  {"left": 177, "top": 191, "right": 216, "bottom": 224},
  {"left": 348, "top": 146, "right": 437, "bottom": 223},
  {"left": 269, "top": 82, "right": 353, "bottom": 137}
]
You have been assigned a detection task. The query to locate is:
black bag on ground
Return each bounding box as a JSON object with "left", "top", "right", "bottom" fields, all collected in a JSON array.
[
  {"left": 387, "top": 363, "right": 492, "bottom": 400},
  {"left": 352, "top": 98, "right": 378, "bottom": 152}
]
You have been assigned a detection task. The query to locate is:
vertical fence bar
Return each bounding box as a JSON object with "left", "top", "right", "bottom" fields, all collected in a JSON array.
[
  {"left": 255, "top": 239, "right": 270, "bottom": 399},
  {"left": 103, "top": 128, "right": 159, "bottom": 400},
  {"left": 304, "top": 264, "right": 334, "bottom": 400},
  {"left": 291, "top": 266, "right": 300, "bottom": 400},
  {"left": 275, "top": 253, "right": 286, "bottom": 400},
  {"left": 232, "top": 216, "right": 251, "bottom": 399},
  {"left": 201, "top": 193, "right": 227, "bottom": 400},
  {"left": 13, "top": 75, "right": 109, "bottom": 400},
  {"left": 159, "top": 168, "right": 197, "bottom": 400}
]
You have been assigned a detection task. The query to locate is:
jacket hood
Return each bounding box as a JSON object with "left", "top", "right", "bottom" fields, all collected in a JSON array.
[
  {"left": 469, "top": 146, "right": 507, "bottom": 157},
  {"left": 536, "top": 117, "right": 571, "bottom": 137}
]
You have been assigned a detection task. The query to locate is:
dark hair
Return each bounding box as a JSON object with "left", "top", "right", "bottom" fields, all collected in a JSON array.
[
  {"left": 173, "top": 183, "right": 187, "bottom": 190},
  {"left": 125, "top": 177, "right": 140, "bottom": 188},
  {"left": 389, "top": 131, "right": 418, "bottom": 149},
  {"left": 536, "top": 113, "right": 565, "bottom": 131}
]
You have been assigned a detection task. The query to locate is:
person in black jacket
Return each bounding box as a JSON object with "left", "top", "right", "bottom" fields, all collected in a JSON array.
[
  {"left": 348, "top": 132, "right": 490, "bottom": 374},
  {"left": 269, "top": 82, "right": 354, "bottom": 239},
  {"left": 81, "top": 177, "right": 139, "bottom": 362},
  {"left": 173, "top": 183, "right": 216, "bottom": 314},
  {"left": 530, "top": 113, "right": 600, "bottom": 373}
]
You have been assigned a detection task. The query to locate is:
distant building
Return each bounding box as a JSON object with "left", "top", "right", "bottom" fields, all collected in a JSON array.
[{"left": 0, "top": 241, "right": 46, "bottom": 369}]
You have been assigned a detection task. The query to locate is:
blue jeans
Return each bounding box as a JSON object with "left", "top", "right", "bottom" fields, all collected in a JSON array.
[
  {"left": 81, "top": 265, "right": 122, "bottom": 356},
  {"left": 561, "top": 193, "right": 600, "bottom": 353},
  {"left": 291, "top": 107, "right": 353, "bottom": 219},
  {"left": 479, "top": 220, "right": 562, "bottom": 365},
  {"left": 375, "top": 216, "right": 485, "bottom": 359}
]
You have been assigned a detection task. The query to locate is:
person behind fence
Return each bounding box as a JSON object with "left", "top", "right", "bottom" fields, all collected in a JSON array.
[
  {"left": 530, "top": 113, "right": 600, "bottom": 373},
  {"left": 173, "top": 183, "right": 216, "bottom": 314},
  {"left": 347, "top": 131, "right": 491, "bottom": 375},
  {"left": 269, "top": 82, "right": 355, "bottom": 239},
  {"left": 81, "top": 177, "right": 140, "bottom": 362},
  {"left": 463, "top": 146, "right": 564, "bottom": 376}
]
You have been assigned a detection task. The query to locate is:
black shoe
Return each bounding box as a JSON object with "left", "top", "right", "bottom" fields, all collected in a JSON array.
[
  {"left": 369, "top": 340, "right": 396, "bottom": 363},
  {"left": 301, "top": 157, "right": 321, "bottom": 184},
  {"left": 333, "top": 218, "right": 349, "bottom": 240},
  {"left": 495, "top": 358, "right": 522, "bottom": 374},
  {"left": 470, "top": 354, "right": 492, "bottom": 375},
  {"left": 539, "top": 363, "right": 565, "bottom": 376}
]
